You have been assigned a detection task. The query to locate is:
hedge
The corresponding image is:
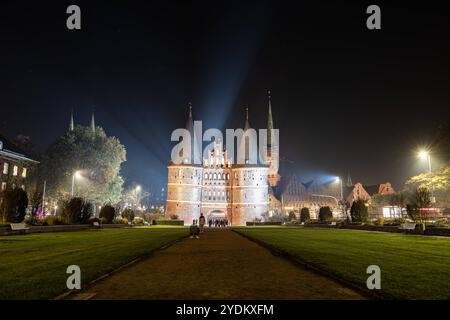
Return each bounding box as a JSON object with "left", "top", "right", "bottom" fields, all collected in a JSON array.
[
  {"left": 246, "top": 221, "right": 282, "bottom": 226},
  {"left": 154, "top": 220, "right": 184, "bottom": 226}
]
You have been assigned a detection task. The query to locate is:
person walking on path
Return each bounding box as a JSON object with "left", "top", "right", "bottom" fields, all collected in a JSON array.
[
  {"left": 199, "top": 213, "right": 206, "bottom": 233},
  {"left": 190, "top": 220, "right": 200, "bottom": 239}
]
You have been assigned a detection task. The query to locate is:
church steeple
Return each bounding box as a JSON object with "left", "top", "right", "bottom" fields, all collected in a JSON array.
[
  {"left": 346, "top": 171, "right": 353, "bottom": 187},
  {"left": 185, "top": 102, "right": 194, "bottom": 133},
  {"left": 69, "top": 109, "right": 74, "bottom": 132},
  {"left": 183, "top": 102, "right": 196, "bottom": 164},
  {"left": 244, "top": 106, "right": 251, "bottom": 131},
  {"left": 267, "top": 90, "right": 273, "bottom": 146},
  {"left": 90, "top": 109, "right": 96, "bottom": 135}
]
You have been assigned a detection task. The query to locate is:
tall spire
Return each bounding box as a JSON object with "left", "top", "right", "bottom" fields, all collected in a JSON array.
[
  {"left": 69, "top": 109, "right": 74, "bottom": 132},
  {"left": 185, "top": 102, "right": 193, "bottom": 133},
  {"left": 346, "top": 171, "right": 353, "bottom": 187},
  {"left": 244, "top": 106, "right": 251, "bottom": 131},
  {"left": 183, "top": 102, "right": 195, "bottom": 164},
  {"left": 90, "top": 109, "right": 96, "bottom": 135},
  {"left": 267, "top": 90, "right": 273, "bottom": 146}
]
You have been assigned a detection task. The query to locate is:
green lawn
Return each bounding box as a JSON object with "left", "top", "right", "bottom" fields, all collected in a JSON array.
[
  {"left": 234, "top": 227, "right": 450, "bottom": 299},
  {"left": 0, "top": 227, "right": 187, "bottom": 299}
]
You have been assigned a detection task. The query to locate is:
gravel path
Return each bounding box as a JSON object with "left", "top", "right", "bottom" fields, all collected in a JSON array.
[{"left": 68, "top": 229, "right": 364, "bottom": 300}]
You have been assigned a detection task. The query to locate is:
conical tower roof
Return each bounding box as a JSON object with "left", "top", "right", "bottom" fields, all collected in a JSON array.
[
  {"left": 69, "top": 109, "right": 74, "bottom": 132},
  {"left": 267, "top": 91, "right": 274, "bottom": 146},
  {"left": 90, "top": 109, "right": 96, "bottom": 134},
  {"left": 244, "top": 107, "right": 251, "bottom": 131},
  {"left": 185, "top": 102, "right": 194, "bottom": 134}
]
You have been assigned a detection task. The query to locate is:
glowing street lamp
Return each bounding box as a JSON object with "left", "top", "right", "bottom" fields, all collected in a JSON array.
[
  {"left": 418, "top": 150, "right": 432, "bottom": 173},
  {"left": 335, "top": 176, "right": 343, "bottom": 201},
  {"left": 418, "top": 150, "right": 435, "bottom": 203},
  {"left": 71, "top": 170, "right": 82, "bottom": 197}
]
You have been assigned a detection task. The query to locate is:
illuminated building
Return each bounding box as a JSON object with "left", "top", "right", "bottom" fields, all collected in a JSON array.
[{"left": 165, "top": 94, "right": 277, "bottom": 226}]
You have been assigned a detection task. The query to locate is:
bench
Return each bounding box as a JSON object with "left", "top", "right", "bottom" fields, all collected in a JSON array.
[
  {"left": 92, "top": 221, "right": 101, "bottom": 228},
  {"left": 399, "top": 223, "right": 416, "bottom": 231},
  {"left": 330, "top": 222, "right": 337, "bottom": 226},
  {"left": 9, "top": 223, "right": 30, "bottom": 235}
]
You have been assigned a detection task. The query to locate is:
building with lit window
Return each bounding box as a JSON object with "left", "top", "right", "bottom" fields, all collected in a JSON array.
[{"left": 0, "top": 135, "right": 39, "bottom": 192}]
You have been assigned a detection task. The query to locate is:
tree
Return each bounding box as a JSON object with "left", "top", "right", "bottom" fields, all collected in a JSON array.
[
  {"left": 413, "top": 187, "right": 432, "bottom": 208},
  {"left": 0, "top": 187, "right": 29, "bottom": 223},
  {"left": 318, "top": 206, "right": 333, "bottom": 222},
  {"left": 406, "top": 187, "right": 432, "bottom": 222},
  {"left": 300, "top": 207, "right": 310, "bottom": 222},
  {"left": 29, "top": 188, "right": 43, "bottom": 221},
  {"left": 370, "top": 194, "right": 393, "bottom": 207},
  {"left": 391, "top": 191, "right": 407, "bottom": 209},
  {"left": 62, "top": 197, "right": 93, "bottom": 224},
  {"left": 40, "top": 125, "right": 126, "bottom": 206},
  {"left": 288, "top": 211, "right": 297, "bottom": 221},
  {"left": 121, "top": 184, "right": 149, "bottom": 210},
  {"left": 99, "top": 205, "right": 116, "bottom": 223},
  {"left": 406, "top": 166, "right": 450, "bottom": 206},
  {"left": 268, "top": 210, "right": 287, "bottom": 223},
  {"left": 122, "top": 208, "right": 135, "bottom": 222},
  {"left": 350, "top": 199, "right": 369, "bottom": 222}
]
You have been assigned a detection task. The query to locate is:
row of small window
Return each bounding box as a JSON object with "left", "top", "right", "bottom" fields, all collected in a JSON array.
[
  {"left": 205, "top": 190, "right": 229, "bottom": 197},
  {"left": 1, "top": 182, "right": 25, "bottom": 190},
  {"left": 203, "top": 172, "right": 265, "bottom": 182},
  {"left": 2, "top": 163, "right": 27, "bottom": 178},
  {"left": 204, "top": 172, "right": 230, "bottom": 180}
]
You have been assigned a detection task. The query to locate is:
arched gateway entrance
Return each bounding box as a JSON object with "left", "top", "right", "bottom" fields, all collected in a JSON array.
[{"left": 207, "top": 209, "right": 227, "bottom": 226}]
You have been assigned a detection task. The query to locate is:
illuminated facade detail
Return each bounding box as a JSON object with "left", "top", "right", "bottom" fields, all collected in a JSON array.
[
  {"left": 165, "top": 139, "right": 269, "bottom": 226},
  {"left": 165, "top": 99, "right": 275, "bottom": 226}
]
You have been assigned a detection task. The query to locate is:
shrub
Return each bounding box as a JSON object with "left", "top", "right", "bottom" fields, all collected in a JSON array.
[
  {"left": 383, "top": 218, "right": 406, "bottom": 226},
  {"left": 40, "top": 215, "right": 66, "bottom": 226},
  {"left": 318, "top": 206, "right": 333, "bottom": 222},
  {"left": 112, "top": 217, "right": 129, "bottom": 224},
  {"left": 145, "top": 213, "right": 158, "bottom": 223},
  {"left": 132, "top": 217, "right": 144, "bottom": 225},
  {"left": 155, "top": 220, "right": 184, "bottom": 226},
  {"left": 99, "top": 205, "right": 116, "bottom": 224},
  {"left": 61, "top": 197, "right": 93, "bottom": 224},
  {"left": 350, "top": 200, "right": 369, "bottom": 222},
  {"left": 288, "top": 211, "right": 297, "bottom": 221},
  {"left": 300, "top": 207, "right": 310, "bottom": 223},
  {"left": 170, "top": 214, "right": 179, "bottom": 220},
  {"left": 374, "top": 216, "right": 385, "bottom": 226},
  {"left": 426, "top": 218, "right": 450, "bottom": 229},
  {"left": 0, "top": 187, "right": 29, "bottom": 223},
  {"left": 121, "top": 208, "right": 135, "bottom": 222}
]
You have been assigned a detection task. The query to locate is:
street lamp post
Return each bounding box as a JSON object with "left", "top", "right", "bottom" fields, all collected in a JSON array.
[
  {"left": 418, "top": 150, "right": 435, "bottom": 203},
  {"left": 336, "top": 177, "right": 343, "bottom": 201}
]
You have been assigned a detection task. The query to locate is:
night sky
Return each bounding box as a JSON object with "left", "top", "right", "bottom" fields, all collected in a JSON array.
[{"left": 1, "top": 1, "right": 449, "bottom": 197}]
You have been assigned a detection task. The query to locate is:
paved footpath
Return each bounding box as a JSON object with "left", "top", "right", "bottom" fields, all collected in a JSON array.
[{"left": 69, "top": 229, "right": 364, "bottom": 300}]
